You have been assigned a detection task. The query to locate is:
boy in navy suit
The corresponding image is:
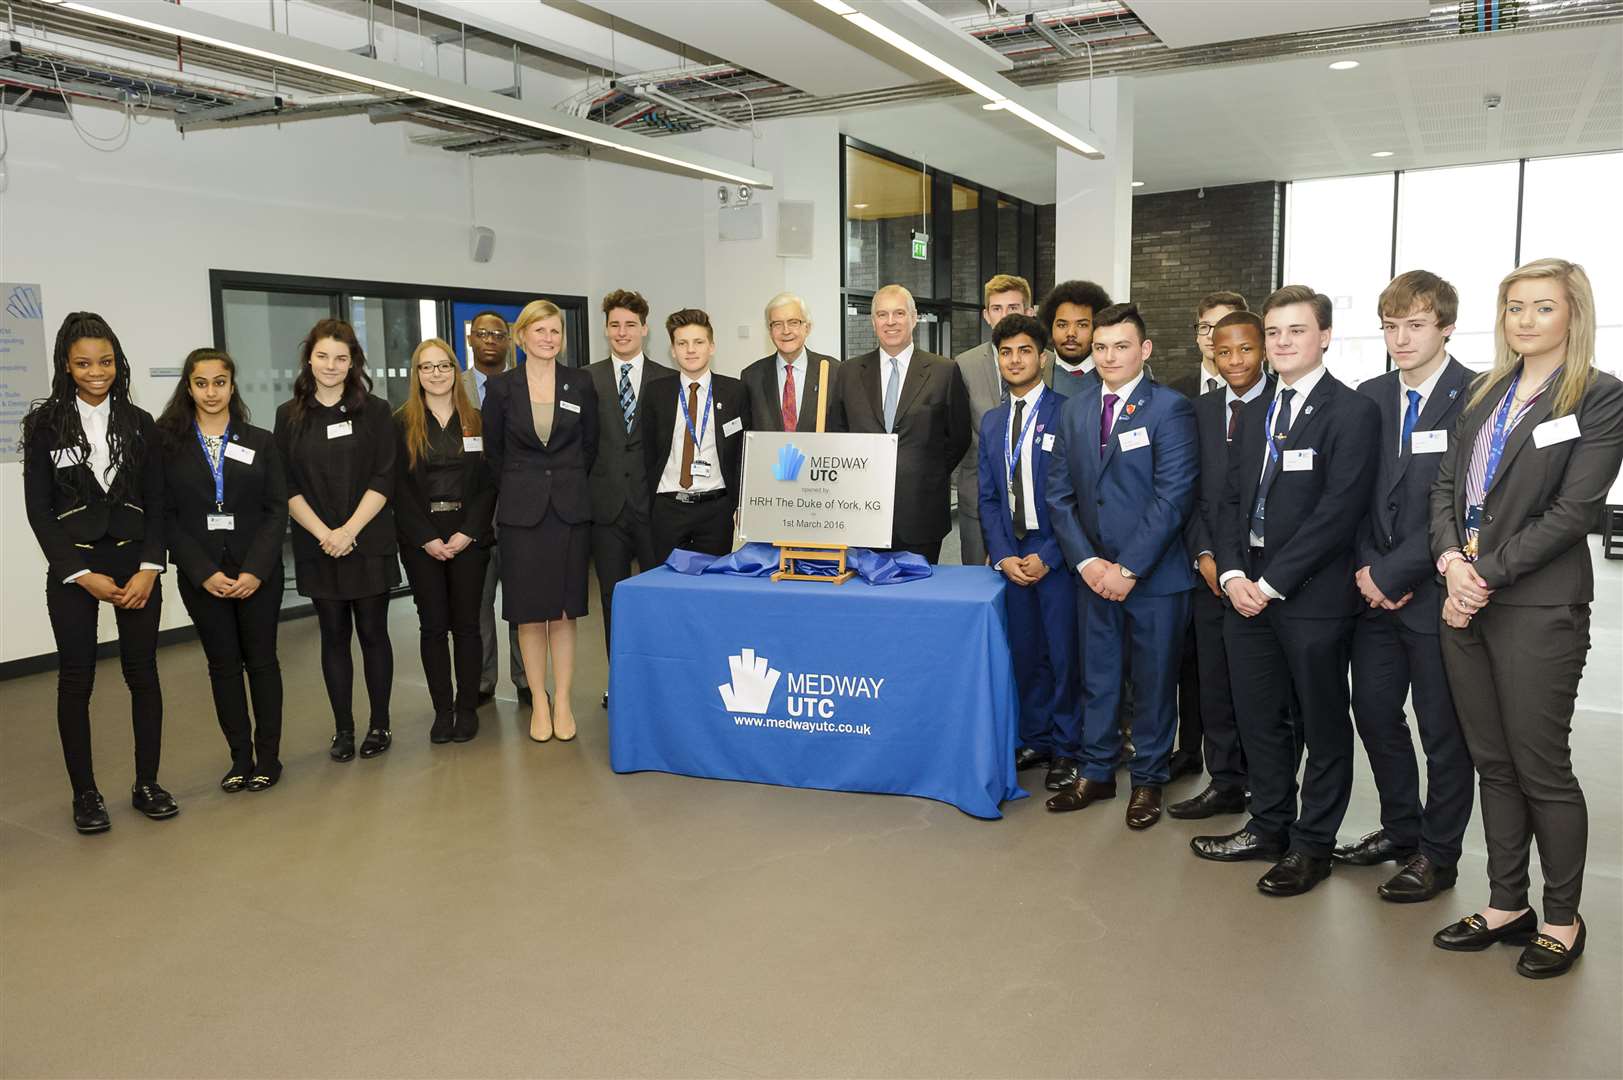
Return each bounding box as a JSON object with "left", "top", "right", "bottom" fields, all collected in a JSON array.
[
  {"left": 976, "top": 314, "right": 1082, "bottom": 793},
  {"left": 1045, "top": 304, "right": 1199, "bottom": 830}
]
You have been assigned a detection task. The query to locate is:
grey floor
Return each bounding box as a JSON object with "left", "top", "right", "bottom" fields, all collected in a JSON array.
[{"left": 2, "top": 536, "right": 1620, "bottom": 1079}]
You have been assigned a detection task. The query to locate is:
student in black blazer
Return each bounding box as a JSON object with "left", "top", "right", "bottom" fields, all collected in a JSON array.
[
  {"left": 740, "top": 292, "right": 844, "bottom": 433},
  {"left": 395, "top": 339, "right": 497, "bottom": 745},
  {"left": 643, "top": 309, "right": 751, "bottom": 564},
  {"left": 1192, "top": 286, "right": 1380, "bottom": 898},
  {"left": 1429, "top": 259, "right": 1623, "bottom": 978},
  {"left": 483, "top": 300, "right": 599, "bottom": 744},
  {"left": 274, "top": 318, "right": 398, "bottom": 763},
  {"left": 1335, "top": 272, "right": 1476, "bottom": 903},
  {"left": 23, "top": 312, "right": 175, "bottom": 833},
  {"left": 158, "top": 348, "right": 288, "bottom": 793}
]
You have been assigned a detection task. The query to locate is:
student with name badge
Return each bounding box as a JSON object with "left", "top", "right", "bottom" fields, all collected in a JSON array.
[
  {"left": 644, "top": 309, "right": 751, "bottom": 564},
  {"left": 1429, "top": 259, "right": 1623, "bottom": 978},
  {"left": 1044, "top": 304, "right": 1199, "bottom": 830},
  {"left": 274, "top": 319, "right": 399, "bottom": 764},
  {"left": 159, "top": 348, "right": 288, "bottom": 794},
  {"left": 23, "top": 312, "right": 174, "bottom": 833}
]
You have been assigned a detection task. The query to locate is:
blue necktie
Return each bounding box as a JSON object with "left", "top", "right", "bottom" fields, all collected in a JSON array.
[
  {"left": 883, "top": 357, "right": 900, "bottom": 433},
  {"left": 1400, "top": 388, "right": 1421, "bottom": 454},
  {"left": 618, "top": 363, "right": 636, "bottom": 434}
]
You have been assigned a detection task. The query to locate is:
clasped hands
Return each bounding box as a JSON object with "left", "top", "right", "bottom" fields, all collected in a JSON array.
[
  {"left": 996, "top": 554, "right": 1050, "bottom": 587},
  {"left": 1355, "top": 565, "right": 1413, "bottom": 612},
  {"left": 319, "top": 523, "right": 359, "bottom": 558},
  {"left": 1081, "top": 559, "right": 1135, "bottom": 601},
  {"left": 1442, "top": 558, "right": 1493, "bottom": 629},
  {"left": 77, "top": 569, "right": 160, "bottom": 609},
  {"left": 422, "top": 533, "right": 475, "bottom": 561},
  {"left": 201, "top": 571, "right": 263, "bottom": 599}
]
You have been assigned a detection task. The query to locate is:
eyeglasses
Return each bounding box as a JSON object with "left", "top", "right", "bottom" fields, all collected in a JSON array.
[
  {"left": 1194, "top": 322, "right": 1217, "bottom": 337},
  {"left": 417, "top": 361, "right": 457, "bottom": 375},
  {"left": 768, "top": 319, "right": 806, "bottom": 333},
  {"left": 471, "top": 329, "right": 508, "bottom": 342}
]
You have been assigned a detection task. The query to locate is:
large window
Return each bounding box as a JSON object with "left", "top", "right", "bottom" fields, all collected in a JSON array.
[
  {"left": 1520, "top": 153, "right": 1623, "bottom": 382},
  {"left": 1282, "top": 173, "right": 1395, "bottom": 386}
]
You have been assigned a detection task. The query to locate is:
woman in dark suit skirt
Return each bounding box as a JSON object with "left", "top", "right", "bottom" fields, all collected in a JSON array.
[
  {"left": 158, "top": 348, "right": 288, "bottom": 792},
  {"left": 22, "top": 311, "right": 175, "bottom": 833},
  {"left": 394, "top": 339, "right": 496, "bottom": 744},
  {"left": 1429, "top": 259, "right": 1623, "bottom": 978},
  {"left": 273, "top": 318, "right": 399, "bottom": 763},
  {"left": 482, "top": 299, "right": 598, "bottom": 744}
]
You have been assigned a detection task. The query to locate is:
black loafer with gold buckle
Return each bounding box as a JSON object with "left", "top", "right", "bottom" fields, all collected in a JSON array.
[
  {"left": 1433, "top": 909, "right": 1537, "bottom": 951},
  {"left": 1517, "top": 919, "right": 1585, "bottom": 979}
]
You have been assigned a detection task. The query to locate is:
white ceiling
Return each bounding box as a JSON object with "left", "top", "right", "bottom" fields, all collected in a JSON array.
[{"left": 1128, "top": 0, "right": 1429, "bottom": 49}]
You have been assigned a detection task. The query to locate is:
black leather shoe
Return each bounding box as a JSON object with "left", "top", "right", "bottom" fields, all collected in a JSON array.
[
  {"left": 1167, "top": 751, "right": 1202, "bottom": 781},
  {"left": 1257, "top": 851, "right": 1331, "bottom": 896},
  {"left": 1014, "top": 746, "right": 1052, "bottom": 772},
  {"left": 246, "top": 763, "right": 282, "bottom": 792},
  {"left": 1434, "top": 909, "right": 1537, "bottom": 952},
  {"left": 220, "top": 764, "right": 252, "bottom": 793},
  {"left": 1169, "top": 783, "right": 1247, "bottom": 820},
  {"left": 1117, "top": 738, "right": 1136, "bottom": 766},
  {"left": 451, "top": 709, "right": 479, "bottom": 743},
  {"left": 1517, "top": 919, "right": 1585, "bottom": 979},
  {"left": 359, "top": 728, "right": 392, "bottom": 758},
  {"left": 1378, "top": 853, "right": 1458, "bottom": 903},
  {"left": 1046, "top": 778, "right": 1116, "bottom": 812},
  {"left": 72, "top": 790, "right": 110, "bottom": 834},
  {"left": 429, "top": 712, "right": 454, "bottom": 744},
  {"left": 131, "top": 783, "right": 179, "bottom": 820},
  {"left": 1125, "top": 786, "right": 1162, "bottom": 830},
  {"left": 517, "top": 687, "right": 533, "bottom": 706},
  {"left": 1044, "top": 756, "right": 1080, "bottom": 791},
  {"left": 1332, "top": 829, "right": 1417, "bottom": 867},
  {"left": 330, "top": 731, "right": 356, "bottom": 762},
  {"left": 1191, "top": 828, "right": 1285, "bottom": 863},
  {"left": 476, "top": 688, "right": 496, "bottom": 706}
]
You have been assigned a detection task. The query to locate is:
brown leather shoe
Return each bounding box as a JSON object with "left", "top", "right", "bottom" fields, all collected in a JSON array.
[
  {"left": 1126, "top": 785, "right": 1163, "bottom": 829},
  {"left": 1046, "top": 778, "right": 1117, "bottom": 812}
]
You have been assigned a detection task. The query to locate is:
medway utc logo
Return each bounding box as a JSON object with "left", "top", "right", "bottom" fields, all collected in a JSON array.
[
  {"left": 719, "top": 648, "right": 782, "bottom": 713},
  {"left": 773, "top": 442, "right": 806, "bottom": 481}
]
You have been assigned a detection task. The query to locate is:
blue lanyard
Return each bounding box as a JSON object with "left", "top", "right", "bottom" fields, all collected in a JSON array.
[
  {"left": 1263, "top": 392, "right": 1284, "bottom": 467},
  {"left": 1481, "top": 369, "right": 1558, "bottom": 494},
  {"left": 194, "top": 421, "right": 229, "bottom": 511},
  {"left": 1004, "top": 388, "right": 1044, "bottom": 490},
  {"left": 678, "top": 378, "right": 713, "bottom": 451}
]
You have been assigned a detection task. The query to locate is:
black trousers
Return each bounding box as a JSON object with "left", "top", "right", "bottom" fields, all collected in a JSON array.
[
  {"left": 1442, "top": 602, "right": 1590, "bottom": 924},
  {"left": 1190, "top": 585, "right": 1246, "bottom": 792},
  {"left": 177, "top": 566, "right": 284, "bottom": 773},
  {"left": 1350, "top": 609, "right": 1474, "bottom": 866},
  {"left": 400, "top": 514, "right": 490, "bottom": 719},
  {"left": 311, "top": 592, "right": 392, "bottom": 733},
  {"left": 651, "top": 493, "right": 733, "bottom": 565},
  {"left": 1174, "top": 609, "right": 1201, "bottom": 763},
  {"left": 45, "top": 541, "right": 163, "bottom": 794},
  {"left": 591, "top": 504, "right": 660, "bottom": 659},
  {"left": 1224, "top": 603, "right": 1356, "bottom": 857}
]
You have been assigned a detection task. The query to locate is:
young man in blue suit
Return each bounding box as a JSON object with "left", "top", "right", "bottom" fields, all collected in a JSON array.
[
  {"left": 1045, "top": 303, "right": 1200, "bottom": 830},
  {"left": 976, "top": 313, "right": 1082, "bottom": 793}
]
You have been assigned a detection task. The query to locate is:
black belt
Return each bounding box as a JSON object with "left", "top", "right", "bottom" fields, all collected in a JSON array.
[
  {"left": 660, "top": 489, "right": 728, "bottom": 505},
  {"left": 428, "top": 500, "right": 463, "bottom": 512}
]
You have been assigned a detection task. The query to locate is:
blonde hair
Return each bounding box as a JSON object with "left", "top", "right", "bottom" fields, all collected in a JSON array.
[
  {"left": 1467, "top": 258, "right": 1596, "bottom": 417},
  {"left": 983, "top": 274, "right": 1032, "bottom": 308},
  {"left": 397, "top": 339, "right": 480, "bottom": 470},
  {"left": 513, "top": 299, "right": 565, "bottom": 349}
]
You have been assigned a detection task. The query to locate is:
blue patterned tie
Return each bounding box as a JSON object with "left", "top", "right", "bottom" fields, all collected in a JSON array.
[
  {"left": 618, "top": 363, "right": 636, "bottom": 434},
  {"left": 1400, "top": 388, "right": 1421, "bottom": 454}
]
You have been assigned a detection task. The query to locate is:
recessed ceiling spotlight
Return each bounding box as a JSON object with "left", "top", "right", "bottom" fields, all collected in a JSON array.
[
  {"left": 1131, "top": 181, "right": 1145, "bottom": 188},
  {"left": 1329, "top": 60, "right": 1360, "bottom": 71},
  {"left": 1371, "top": 150, "right": 1395, "bottom": 157}
]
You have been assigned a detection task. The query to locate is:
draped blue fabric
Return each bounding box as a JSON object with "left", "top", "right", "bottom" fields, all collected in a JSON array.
[{"left": 663, "top": 542, "right": 932, "bottom": 584}]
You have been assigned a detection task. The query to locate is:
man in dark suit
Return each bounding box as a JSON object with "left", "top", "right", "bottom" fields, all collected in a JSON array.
[
  {"left": 643, "top": 309, "right": 751, "bottom": 563},
  {"left": 976, "top": 313, "right": 1082, "bottom": 793},
  {"left": 1336, "top": 271, "right": 1475, "bottom": 903},
  {"left": 1045, "top": 303, "right": 1199, "bottom": 831},
  {"left": 740, "top": 292, "right": 843, "bottom": 433},
  {"left": 586, "top": 290, "right": 673, "bottom": 707},
  {"left": 1038, "top": 280, "right": 1112, "bottom": 399},
  {"left": 1170, "top": 310, "right": 1273, "bottom": 821},
  {"left": 836, "top": 284, "right": 972, "bottom": 564},
  {"left": 1169, "top": 291, "right": 1248, "bottom": 400},
  {"left": 1192, "top": 285, "right": 1380, "bottom": 897}
]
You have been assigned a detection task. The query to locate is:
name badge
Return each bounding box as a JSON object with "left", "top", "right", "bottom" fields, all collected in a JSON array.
[
  {"left": 1410, "top": 429, "right": 1447, "bottom": 454},
  {"left": 689, "top": 460, "right": 714, "bottom": 478},
  {"left": 223, "top": 442, "right": 256, "bottom": 464},
  {"left": 1118, "top": 427, "right": 1149, "bottom": 452},
  {"left": 1283, "top": 448, "right": 1315, "bottom": 472},
  {"left": 207, "top": 513, "right": 236, "bottom": 531},
  {"left": 722, "top": 417, "right": 744, "bottom": 437},
  {"left": 558, "top": 399, "right": 582, "bottom": 415},
  {"left": 1532, "top": 414, "right": 1580, "bottom": 449},
  {"left": 463, "top": 436, "right": 484, "bottom": 452},
  {"left": 1041, "top": 432, "right": 1056, "bottom": 453},
  {"left": 52, "top": 447, "right": 86, "bottom": 468},
  {"left": 327, "top": 421, "right": 353, "bottom": 439}
]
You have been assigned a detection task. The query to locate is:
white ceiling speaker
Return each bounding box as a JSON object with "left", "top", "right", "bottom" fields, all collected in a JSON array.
[
  {"left": 470, "top": 225, "right": 495, "bottom": 263},
  {"left": 778, "top": 201, "right": 814, "bottom": 259}
]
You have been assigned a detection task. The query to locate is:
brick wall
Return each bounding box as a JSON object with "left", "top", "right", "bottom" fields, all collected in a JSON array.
[{"left": 1034, "top": 203, "right": 1056, "bottom": 308}]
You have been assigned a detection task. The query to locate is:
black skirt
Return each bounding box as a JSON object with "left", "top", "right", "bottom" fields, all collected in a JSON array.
[
  {"left": 294, "top": 552, "right": 399, "bottom": 601},
  {"left": 498, "top": 508, "right": 590, "bottom": 622}
]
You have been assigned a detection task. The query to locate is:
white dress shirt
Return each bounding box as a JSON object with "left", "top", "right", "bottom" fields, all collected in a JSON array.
[
  {"left": 1077, "top": 372, "right": 1147, "bottom": 575},
  {"left": 880, "top": 341, "right": 915, "bottom": 387},
  {"left": 470, "top": 367, "right": 490, "bottom": 407},
  {"left": 1054, "top": 355, "right": 1094, "bottom": 376},
  {"left": 1005, "top": 383, "right": 1045, "bottom": 535},
  {"left": 612, "top": 352, "right": 646, "bottom": 415},
  {"left": 1396, "top": 358, "right": 1447, "bottom": 455},
  {"left": 64, "top": 396, "right": 164, "bottom": 584},
  {"left": 657, "top": 371, "right": 724, "bottom": 494},
  {"left": 1225, "top": 375, "right": 1268, "bottom": 413}
]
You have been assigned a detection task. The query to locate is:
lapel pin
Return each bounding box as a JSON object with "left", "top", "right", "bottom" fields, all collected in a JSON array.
[
  {"left": 1304, "top": 405, "right": 1315, "bottom": 415},
  {"left": 1124, "top": 403, "right": 1137, "bottom": 417},
  {"left": 1449, "top": 388, "right": 1459, "bottom": 400}
]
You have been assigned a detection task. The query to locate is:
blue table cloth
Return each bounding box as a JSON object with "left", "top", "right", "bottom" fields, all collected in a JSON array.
[{"left": 609, "top": 566, "right": 1026, "bottom": 818}]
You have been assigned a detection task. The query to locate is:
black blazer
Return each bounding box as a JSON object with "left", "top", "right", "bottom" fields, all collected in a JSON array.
[
  {"left": 163, "top": 421, "right": 287, "bottom": 588},
  {"left": 836, "top": 348, "right": 973, "bottom": 546},
  {"left": 740, "top": 350, "right": 845, "bottom": 433},
  {"left": 273, "top": 393, "right": 397, "bottom": 563},
  {"left": 24, "top": 404, "right": 165, "bottom": 582},
  {"left": 1218, "top": 369, "right": 1380, "bottom": 618},
  {"left": 585, "top": 356, "right": 674, "bottom": 524},
  {"left": 1356, "top": 359, "right": 1472, "bottom": 632},
  {"left": 391, "top": 411, "right": 497, "bottom": 549},
  {"left": 483, "top": 365, "right": 599, "bottom": 527},
  {"left": 1186, "top": 375, "right": 1274, "bottom": 560},
  {"left": 642, "top": 371, "right": 751, "bottom": 510},
  {"left": 1430, "top": 366, "right": 1623, "bottom": 607}
]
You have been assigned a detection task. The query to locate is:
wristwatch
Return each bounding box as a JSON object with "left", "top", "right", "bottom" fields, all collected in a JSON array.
[
  {"left": 1119, "top": 565, "right": 1138, "bottom": 580},
  {"left": 1435, "top": 550, "right": 1464, "bottom": 575}
]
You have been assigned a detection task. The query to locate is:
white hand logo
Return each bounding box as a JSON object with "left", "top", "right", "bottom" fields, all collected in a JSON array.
[{"left": 719, "top": 648, "right": 781, "bottom": 714}]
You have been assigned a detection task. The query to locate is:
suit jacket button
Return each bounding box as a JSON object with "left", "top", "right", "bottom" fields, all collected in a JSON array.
[
  {"left": 546, "top": 469, "right": 553, "bottom": 476},
  {"left": 1096, "top": 498, "right": 1104, "bottom": 506},
  {"left": 1388, "top": 502, "right": 1398, "bottom": 511}
]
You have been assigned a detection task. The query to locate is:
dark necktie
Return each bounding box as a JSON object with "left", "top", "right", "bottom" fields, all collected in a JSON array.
[
  {"left": 1227, "top": 400, "right": 1243, "bottom": 442},
  {"left": 782, "top": 364, "right": 798, "bottom": 433},
  {"left": 1099, "top": 393, "right": 1119, "bottom": 459},
  {"left": 1249, "top": 388, "right": 1296, "bottom": 542},
  {"left": 618, "top": 364, "right": 635, "bottom": 434},
  {"left": 680, "top": 382, "right": 697, "bottom": 489},
  {"left": 1011, "top": 398, "right": 1028, "bottom": 540},
  {"left": 1400, "top": 388, "right": 1421, "bottom": 455}
]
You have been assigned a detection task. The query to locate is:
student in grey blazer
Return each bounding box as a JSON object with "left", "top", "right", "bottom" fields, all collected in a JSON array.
[{"left": 740, "top": 293, "right": 844, "bottom": 433}]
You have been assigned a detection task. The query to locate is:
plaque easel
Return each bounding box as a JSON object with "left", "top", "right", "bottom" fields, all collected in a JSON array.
[{"left": 771, "top": 358, "right": 854, "bottom": 586}]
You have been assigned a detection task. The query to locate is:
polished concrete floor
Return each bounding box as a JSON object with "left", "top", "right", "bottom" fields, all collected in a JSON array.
[{"left": 2, "top": 538, "right": 1620, "bottom": 1079}]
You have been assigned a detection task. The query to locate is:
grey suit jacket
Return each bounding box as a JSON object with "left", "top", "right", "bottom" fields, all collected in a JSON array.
[
  {"left": 951, "top": 340, "right": 1057, "bottom": 519},
  {"left": 461, "top": 362, "right": 512, "bottom": 409},
  {"left": 740, "top": 350, "right": 845, "bottom": 432},
  {"left": 585, "top": 356, "right": 676, "bottom": 524}
]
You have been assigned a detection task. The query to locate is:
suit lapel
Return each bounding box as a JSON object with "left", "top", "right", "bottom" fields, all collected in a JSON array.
[
  {"left": 1389, "top": 360, "right": 1469, "bottom": 498},
  {"left": 1100, "top": 382, "right": 1152, "bottom": 475},
  {"left": 1281, "top": 373, "right": 1335, "bottom": 453},
  {"left": 1489, "top": 378, "right": 1556, "bottom": 495},
  {"left": 763, "top": 358, "right": 786, "bottom": 430},
  {"left": 862, "top": 353, "right": 884, "bottom": 426},
  {"left": 1032, "top": 388, "right": 1061, "bottom": 510},
  {"left": 894, "top": 352, "right": 930, "bottom": 423},
  {"left": 1375, "top": 375, "right": 1406, "bottom": 502}
]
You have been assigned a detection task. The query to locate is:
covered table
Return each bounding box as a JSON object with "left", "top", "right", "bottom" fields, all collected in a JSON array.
[{"left": 608, "top": 566, "right": 1025, "bottom": 819}]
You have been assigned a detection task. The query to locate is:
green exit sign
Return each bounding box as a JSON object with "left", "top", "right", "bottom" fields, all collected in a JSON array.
[{"left": 910, "top": 232, "right": 929, "bottom": 261}]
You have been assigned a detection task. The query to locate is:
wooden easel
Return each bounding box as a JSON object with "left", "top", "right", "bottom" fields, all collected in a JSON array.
[{"left": 772, "top": 357, "right": 855, "bottom": 585}]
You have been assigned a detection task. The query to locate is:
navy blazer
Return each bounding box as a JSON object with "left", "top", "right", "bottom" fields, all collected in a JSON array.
[
  {"left": 976, "top": 388, "right": 1065, "bottom": 570},
  {"left": 1045, "top": 376, "right": 1199, "bottom": 596},
  {"left": 163, "top": 421, "right": 287, "bottom": 588},
  {"left": 1185, "top": 375, "right": 1275, "bottom": 560},
  {"left": 1356, "top": 358, "right": 1472, "bottom": 632},
  {"left": 482, "top": 365, "right": 599, "bottom": 528}
]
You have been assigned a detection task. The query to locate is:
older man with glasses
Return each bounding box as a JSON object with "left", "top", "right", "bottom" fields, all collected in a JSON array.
[{"left": 741, "top": 292, "right": 844, "bottom": 434}]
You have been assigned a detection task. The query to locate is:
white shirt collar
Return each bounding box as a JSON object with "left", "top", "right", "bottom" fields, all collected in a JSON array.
[
  {"left": 1100, "top": 370, "right": 1145, "bottom": 405},
  {"left": 1055, "top": 355, "right": 1093, "bottom": 374},
  {"left": 614, "top": 352, "right": 644, "bottom": 371},
  {"left": 76, "top": 395, "right": 110, "bottom": 424},
  {"left": 1400, "top": 357, "right": 1448, "bottom": 404},
  {"left": 1225, "top": 376, "right": 1267, "bottom": 409},
  {"left": 1010, "top": 382, "right": 1045, "bottom": 408},
  {"left": 682, "top": 369, "right": 712, "bottom": 393},
  {"left": 778, "top": 349, "right": 806, "bottom": 371},
  {"left": 1275, "top": 362, "right": 1327, "bottom": 403},
  {"left": 880, "top": 342, "right": 914, "bottom": 367}
]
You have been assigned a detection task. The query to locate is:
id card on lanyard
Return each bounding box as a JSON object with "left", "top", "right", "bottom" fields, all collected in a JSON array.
[
  {"left": 1004, "top": 388, "right": 1043, "bottom": 499},
  {"left": 679, "top": 379, "right": 714, "bottom": 474},
  {"left": 1464, "top": 368, "right": 1557, "bottom": 558},
  {"left": 196, "top": 423, "right": 235, "bottom": 531}
]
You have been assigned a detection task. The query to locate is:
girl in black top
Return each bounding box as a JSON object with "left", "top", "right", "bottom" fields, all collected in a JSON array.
[
  {"left": 394, "top": 339, "right": 497, "bottom": 743},
  {"left": 22, "top": 312, "right": 175, "bottom": 834},
  {"left": 159, "top": 348, "right": 289, "bottom": 792},
  {"left": 272, "top": 319, "right": 398, "bottom": 763}
]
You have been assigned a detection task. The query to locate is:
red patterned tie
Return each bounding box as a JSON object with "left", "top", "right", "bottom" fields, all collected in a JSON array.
[{"left": 782, "top": 363, "right": 798, "bottom": 433}]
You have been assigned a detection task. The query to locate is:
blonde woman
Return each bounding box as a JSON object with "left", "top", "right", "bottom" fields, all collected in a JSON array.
[
  {"left": 1428, "top": 259, "right": 1623, "bottom": 978},
  {"left": 481, "top": 301, "right": 599, "bottom": 743},
  {"left": 393, "top": 339, "right": 496, "bottom": 744}
]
